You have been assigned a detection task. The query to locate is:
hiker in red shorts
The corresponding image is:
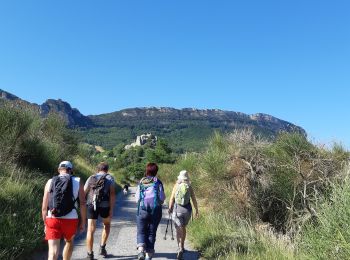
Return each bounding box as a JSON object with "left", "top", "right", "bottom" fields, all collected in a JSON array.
[{"left": 41, "top": 161, "right": 87, "bottom": 260}]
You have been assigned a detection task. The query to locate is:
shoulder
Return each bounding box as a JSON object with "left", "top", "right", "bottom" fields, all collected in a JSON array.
[
  {"left": 45, "top": 179, "right": 52, "bottom": 192},
  {"left": 72, "top": 176, "right": 80, "bottom": 183},
  {"left": 106, "top": 174, "right": 114, "bottom": 181},
  {"left": 157, "top": 179, "right": 164, "bottom": 186},
  {"left": 86, "top": 175, "right": 96, "bottom": 182}
]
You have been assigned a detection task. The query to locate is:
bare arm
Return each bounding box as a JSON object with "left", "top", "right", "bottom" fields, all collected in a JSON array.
[
  {"left": 109, "top": 182, "right": 116, "bottom": 217},
  {"left": 83, "top": 177, "right": 90, "bottom": 196},
  {"left": 78, "top": 181, "right": 87, "bottom": 232},
  {"left": 41, "top": 180, "right": 50, "bottom": 222},
  {"left": 168, "top": 183, "right": 177, "bottom": 213},
  {"left": 190, "top": 186, "right": 199, "bottom": 217}
]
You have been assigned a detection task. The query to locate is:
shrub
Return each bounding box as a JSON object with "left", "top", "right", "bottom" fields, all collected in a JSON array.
[
  {"left": 0, "top": 106, "right": 79, "bottom": 259},
  {"left": 298, "top": 165, "right": 350, "bottom": 259}
]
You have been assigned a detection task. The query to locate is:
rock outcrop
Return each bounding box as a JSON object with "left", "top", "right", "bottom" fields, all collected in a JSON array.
[{"left": 125, "top": 133, "right": 158, "bottom": 149}]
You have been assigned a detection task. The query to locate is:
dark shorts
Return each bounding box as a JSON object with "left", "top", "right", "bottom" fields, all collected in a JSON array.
[{"left": 87, "top": 205, "right": 110, "bottom": 219}]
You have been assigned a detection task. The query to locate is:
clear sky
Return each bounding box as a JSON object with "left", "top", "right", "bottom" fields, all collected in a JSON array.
[{"left": 0, "top": 1, "right": 349, "bottom": 148}]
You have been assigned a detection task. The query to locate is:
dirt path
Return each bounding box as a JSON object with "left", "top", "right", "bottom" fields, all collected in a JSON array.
[{"left": 33, "top": 187, "right": 198, "bottom": 260}]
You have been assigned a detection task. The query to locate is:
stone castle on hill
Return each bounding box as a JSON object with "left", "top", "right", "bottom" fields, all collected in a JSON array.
[{"left": 124, "top": 133, "right": 158, "bottom": 150}]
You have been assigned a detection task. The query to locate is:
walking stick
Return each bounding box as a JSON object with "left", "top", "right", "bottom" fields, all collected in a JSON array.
[
  {"left": 163, "top": 214, "right": 171, "bottom": 240},
  {"left": 170, "top": 214, "right": 174, "bottom": 240}
]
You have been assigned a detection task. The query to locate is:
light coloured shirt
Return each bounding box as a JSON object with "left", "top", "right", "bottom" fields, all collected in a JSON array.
[{"left": 46, "top": 174, "right": 80, "bottom": 219}]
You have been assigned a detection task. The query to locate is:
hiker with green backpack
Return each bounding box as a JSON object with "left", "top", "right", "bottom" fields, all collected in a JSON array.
[
  {"left": 168, "top": 170, "right": 199, "bottom": 260},
  {"left": 136, "top": 163, "right": 166, "bottom": 260}
]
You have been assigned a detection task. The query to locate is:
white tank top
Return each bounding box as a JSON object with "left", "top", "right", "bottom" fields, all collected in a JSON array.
[{"left": 47, "top": 174, "right": 80, "bottom": 219}]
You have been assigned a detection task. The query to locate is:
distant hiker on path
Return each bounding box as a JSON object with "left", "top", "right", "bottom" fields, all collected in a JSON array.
[
  {"left": 123, "top": 184, "right": 129, "bottom": 195},
  {"left": 84, "top": 162, "right": 116, "bottom": 259},
  {"left": 168, "top": 170, "right": 199, "bottom": 260},
  {"left": 41, "top": 161, "right": 87, "bottom": 260},
  {"left": 136, "top": 163, "right": 166, "bottom": 260}
]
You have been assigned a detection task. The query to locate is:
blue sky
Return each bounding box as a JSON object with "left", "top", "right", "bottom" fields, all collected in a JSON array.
[{"left": 0, "top": 1, "right": 349, "bottom": 148}]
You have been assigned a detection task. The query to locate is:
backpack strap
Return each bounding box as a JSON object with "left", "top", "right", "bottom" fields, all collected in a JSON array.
[
  {"left": 70, "top": 176, "right": 79, "bottom": 214},
  {"left": 96, "top": 173, "right": 108, "bottom": 187},
  {"left": 152, "top": 179, "right": 159, "bottom": 214},
  {"left": 137, "top": 182, "right": 143, "bottom": 216}
]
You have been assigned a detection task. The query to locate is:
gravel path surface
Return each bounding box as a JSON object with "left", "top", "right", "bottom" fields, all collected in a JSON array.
[{"left": 33, "top": 187, "right": 198, "bottom": 260}]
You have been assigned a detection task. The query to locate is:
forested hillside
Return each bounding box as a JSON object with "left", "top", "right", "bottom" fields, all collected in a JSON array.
[{"left": 1, "top": 89, "right": 305, "bottom": 152}]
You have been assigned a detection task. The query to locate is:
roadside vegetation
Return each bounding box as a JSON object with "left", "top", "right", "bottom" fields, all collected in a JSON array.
[
  {"left": 0, "top": 106, "right": 93, "bottom": 259},
  {"left": 1, "top": 103, "right": 349, "bottom": 260},
  {"left": 159, "top": 130, "right": 350, "bottom": 259}
]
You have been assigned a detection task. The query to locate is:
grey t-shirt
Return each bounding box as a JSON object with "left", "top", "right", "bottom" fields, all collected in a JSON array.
[{"left": 85, "top": 173, "right": 115, "bottom": 208}]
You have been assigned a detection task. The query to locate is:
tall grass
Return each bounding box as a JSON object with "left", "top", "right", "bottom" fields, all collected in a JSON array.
[
  {"left": 188, "top": 213, "right": 296, "bottom": 260},
  {"left": 0, "top": 167, "right": 45, "bottom": 259},
  {"left": 298, "top": 165, "right": 350, "bottom": 259},
  {"left": 0, "top": 106, "right": 80, "bottom": 259},
  {"left": 163, "top": 130, "right": 349, "bottom": 259}
]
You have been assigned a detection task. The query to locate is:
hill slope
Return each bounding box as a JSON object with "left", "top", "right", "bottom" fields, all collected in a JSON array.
[
  {"left": 85, "top": 107, "right": 305, "bottom": 151},
  {"left": 0, "top": 89, "right": 305, "bottom": 152}
]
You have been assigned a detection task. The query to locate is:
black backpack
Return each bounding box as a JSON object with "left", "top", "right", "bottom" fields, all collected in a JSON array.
[
  {"left": 90, "top": 174, "right": 109, "bottom": 209},
  {"left": 48, "top": 175, "right": 76, "bottom": 217}
]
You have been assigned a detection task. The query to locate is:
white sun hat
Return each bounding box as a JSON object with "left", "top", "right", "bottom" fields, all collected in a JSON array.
[{"left": 177, "top": 170, "right": 189, "bottom": 181}]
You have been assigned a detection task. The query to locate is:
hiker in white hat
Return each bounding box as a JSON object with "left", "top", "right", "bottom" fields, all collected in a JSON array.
[{"left": 168, "top": 170, "right": 199, "bottom": 260}]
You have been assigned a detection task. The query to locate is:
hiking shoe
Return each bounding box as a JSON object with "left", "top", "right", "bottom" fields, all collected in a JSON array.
[
  {"left": 145, "top": 253, "right": 153, "bottom": 260},
  {"left": 138, "top": 251, "right": 145, "bottom": 260},
  {"left": 99, "top": 245, "right": 107, "bottom": 257},
  {"left": 86, "top": 252, "right": 94, "bottom": 260},
  {"left": 176, "top": 249, "right": 184, "bottom": 260}
]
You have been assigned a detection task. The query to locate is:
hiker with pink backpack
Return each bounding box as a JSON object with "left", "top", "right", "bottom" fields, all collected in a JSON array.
[{"left": 136, "top": 163, "right": 166, "bottom": 260}]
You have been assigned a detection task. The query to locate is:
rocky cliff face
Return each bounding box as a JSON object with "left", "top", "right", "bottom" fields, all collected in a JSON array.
[
  {"left": 89, "top": 107, "right": 305, "bottom": 136},
  {"left": 40, "top": 99, "right": 92, "bottom": 127},
  {"left": 0, "top": 89, "right": 306, "bottom": 149},
  {"left": 0, "top": 89, "right": 92, "bottom": 127}
]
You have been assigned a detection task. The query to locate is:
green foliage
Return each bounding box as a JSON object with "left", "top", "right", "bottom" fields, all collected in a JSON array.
[
  {"left": 0, "top": 106, "right": 78, "bottom": 173},
  {"left": 162, "top": 130, "right": 349, "bottom": 259},
  {"left": 0, "top": 106, "right": 79, "bottom": 259},
  {"left": 299, "top": 165, "right": 350, "bottom": 259},
  {"left": 188, "top": 213, "right": 295, "bottom": 260},
  {"left": 105, "top": 138, "right": 176, "bottom": 182},
  {"left": 0, "top": 167, "right": 45, "bottom": 259}
]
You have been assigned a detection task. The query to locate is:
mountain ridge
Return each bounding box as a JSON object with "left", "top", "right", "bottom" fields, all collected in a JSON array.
[{"left": 0, "top": 89, "right": 306, "bottom": 151}]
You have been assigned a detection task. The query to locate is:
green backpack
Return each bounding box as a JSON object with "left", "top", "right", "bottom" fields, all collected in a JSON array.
[{"left": 175, "top": 182, "right": 191, "bottom": 206}]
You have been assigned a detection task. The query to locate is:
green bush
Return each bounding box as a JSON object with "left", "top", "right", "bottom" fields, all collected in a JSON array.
[
  {"left": 165, "top": 130, "right": 349, "bottom": 259},
  {"left": 0, "top": 106, "right": 79, "bottom": 259},
  {"left": 0, "top": 167, "right": 45, "bottom": 259},
  {"left": 0, "top": 106, "right": 78, "bottom": 173},
  {"left": 299, "top": 165, "right": 350, "bottom": 259},
  {"left": 188, "top": 213, "right": 295, "bottom": 260}
]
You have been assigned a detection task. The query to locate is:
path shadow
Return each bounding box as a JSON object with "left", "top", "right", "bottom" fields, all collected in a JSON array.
[
  {"left": 154, "top": 250, "right": 199, "bottom": 259},
  {"left": 72, "top": 255, "right": 121, "bottom": 260}
]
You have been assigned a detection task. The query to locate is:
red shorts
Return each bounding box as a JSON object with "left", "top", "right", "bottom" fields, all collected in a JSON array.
[{"left": 45, "top": 218, "right": 79, "bottom": 240}]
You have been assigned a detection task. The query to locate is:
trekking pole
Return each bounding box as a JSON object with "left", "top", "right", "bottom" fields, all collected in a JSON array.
[
  {"left": 170, "top": 214, "right": 174, "bottom": 240},
  {"left": 163, "top": 216, "right": 171, "bottom": 240}
]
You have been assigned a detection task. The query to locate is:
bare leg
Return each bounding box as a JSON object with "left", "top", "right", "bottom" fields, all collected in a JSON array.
[
  {"left": 181, "top": 227, "right": 186, "bottom": 250},
  {"left": 86, "top": 219, "right": 96, "bottom": 253},
  {"left": 63, "top": 236, "right": 75, "bottom": 260},
  {"left": 101, "top": 217, "right": 111, "bottom": 246},
  {"left": 48, "top": 240, "right": 60, "bottom": 260},
  {"left": 176, "top": 226, "right": 183, "bottom": 249}
]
